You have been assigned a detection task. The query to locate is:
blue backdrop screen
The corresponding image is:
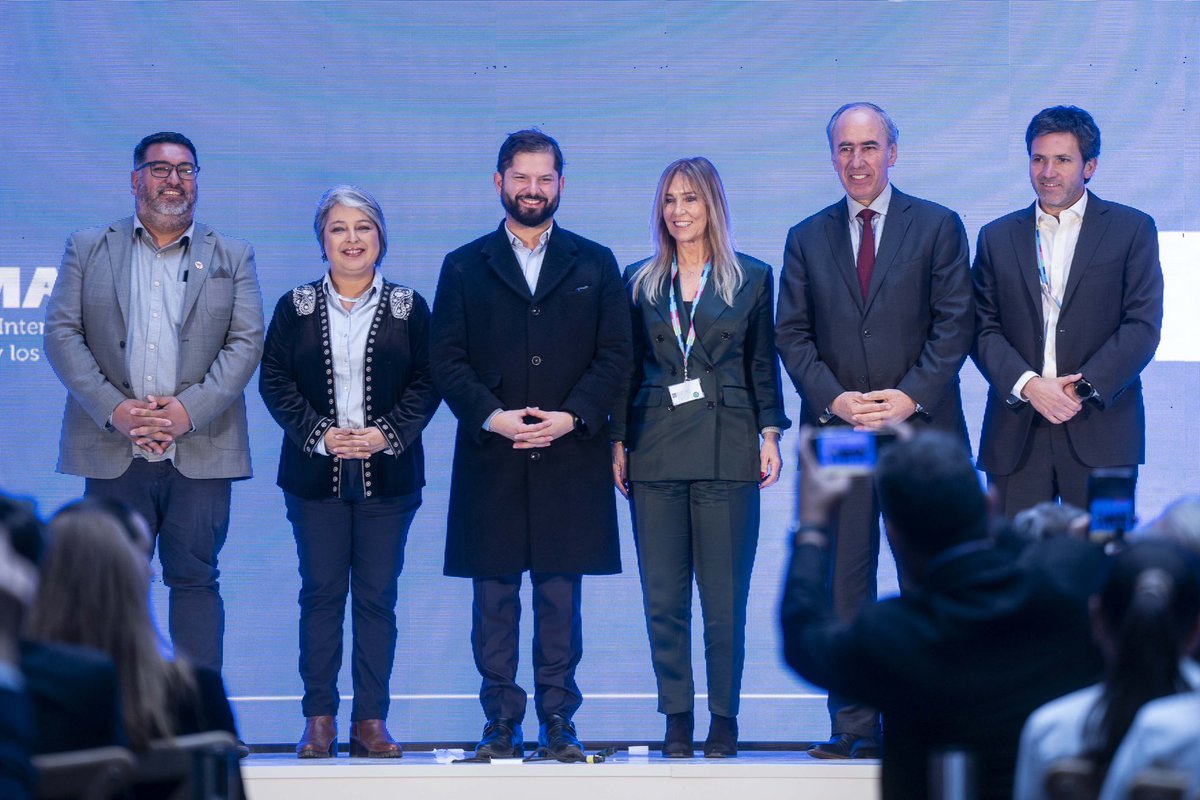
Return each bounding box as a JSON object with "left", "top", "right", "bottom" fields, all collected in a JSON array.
[{"left": 1, "top": 2, "right": 1197, "bottom": 744}]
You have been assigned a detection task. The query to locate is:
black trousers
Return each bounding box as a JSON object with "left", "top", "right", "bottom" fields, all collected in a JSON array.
[
  {"left": 471, "top": 572, "right": 582, "bottom": 725},
  {"left": 284, "top": 466, "right": 421, "bottom": 721},
  {"left": 630, "top": 480, "right": 759, "bottom": 717},
  {"left": 813, "top": 472, "right": 882, "bottom": 740},
  {"left": 988, "top": 416, "right": 1134, "bottom": 519},
  {"left": 86, "top": 458, "right": 230, "bottom": 672}
]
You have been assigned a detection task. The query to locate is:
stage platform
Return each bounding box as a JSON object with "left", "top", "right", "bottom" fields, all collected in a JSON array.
[{"left": 242, "top": 749, "right": 880, "bottom": 800}]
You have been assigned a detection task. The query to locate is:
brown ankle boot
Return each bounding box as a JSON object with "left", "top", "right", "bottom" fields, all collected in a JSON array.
[
  {"left": 349, "top": 719, "right": 402, "bottom": 758},
  {"left": 297, "top": 715, "right": 336, "bottom": 758}
]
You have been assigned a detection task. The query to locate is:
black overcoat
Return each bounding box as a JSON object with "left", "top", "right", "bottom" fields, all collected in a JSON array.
[{"left": 431, "top": 223, "right": 632, "bottom": 578}]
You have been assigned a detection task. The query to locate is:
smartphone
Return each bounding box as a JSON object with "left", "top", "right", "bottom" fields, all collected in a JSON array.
[
  {"left": 810, "top": 428, "right": 894, "bottom": 473},
  {"left": 1088, "top": 467, "right": 1136, "bottom": 544}
]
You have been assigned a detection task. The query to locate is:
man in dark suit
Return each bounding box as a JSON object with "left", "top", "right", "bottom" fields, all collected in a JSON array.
[
  {"left": 775, "top": 102, "right": 974, "bottom": 757},
  {"left": 430, "top": 130, "right": 631, "bottom": 761},
  {"left": 44, "top": 131, "right": 264, "bottom": 673},
  {"left": 972, "top": 105, "right": 1163, "bottom": 517},
  {"left": 780, "top": 428, "right": 1104, "bottom": 800}
]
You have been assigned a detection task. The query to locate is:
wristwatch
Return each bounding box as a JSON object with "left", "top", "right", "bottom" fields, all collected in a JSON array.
[{"left": 1073, "top": 378, "right": 1097, "bottom": 402}]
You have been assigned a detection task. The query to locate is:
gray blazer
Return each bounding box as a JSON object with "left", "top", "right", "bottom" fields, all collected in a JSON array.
[{"left": 44, "top": 216, "right": 264, "bottom": 480}]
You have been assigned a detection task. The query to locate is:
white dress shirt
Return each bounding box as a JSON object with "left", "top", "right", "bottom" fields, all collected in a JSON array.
[
  {"left": 506, "top": 221, "right": 553, "bottom": 293},
  {"left": 846, "top": 182, "right": 892, "bottom": 261},
  {"left": 314, "top": 270, "right": 384, "bottom": 455},
  {"left": 1012, "top": 191, "right": 1089, "bottom": 400}
]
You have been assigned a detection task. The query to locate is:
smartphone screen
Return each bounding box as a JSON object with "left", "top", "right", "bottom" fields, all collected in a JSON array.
[
  {"left": 1088, "top": 467, "right": 1136, "bottom": 543},
  {"left": 813, "top": 429, "right": 880, "bottom": 473}
]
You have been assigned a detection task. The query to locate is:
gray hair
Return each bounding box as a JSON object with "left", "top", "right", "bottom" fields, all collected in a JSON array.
[
  {"left": 313, "top": 185, "right": 388, "bottom": 267},
  {"left": 1011, "top": 501, "right": 1088, "bottom": 542},
  {"left": 826, "top": 102, "right": 900, "bottom": 151}
]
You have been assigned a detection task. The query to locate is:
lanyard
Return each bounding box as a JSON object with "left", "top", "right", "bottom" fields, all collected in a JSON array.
[
  {"left": 1033, "top": 224, "right": 1063, "bottom": 311},
  {"left": 668, "top": 260, "right": 711, "bottom": 381}
]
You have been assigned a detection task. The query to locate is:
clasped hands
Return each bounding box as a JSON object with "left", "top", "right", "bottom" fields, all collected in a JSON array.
[
  {"left": 489, "top": 407, "right": 575, "bottom": 449},
  {"left": 1021, "top": 373, "right": 1085, "bottom": 425},
  {"left": 112, "top": 395, "right": 192, "bottom": 455},
  {"left": 323, "top": 426, "right": 388, "bottom": 460},
  {"left": 830, "top": 389, "right": 916, "bottom": 429}
]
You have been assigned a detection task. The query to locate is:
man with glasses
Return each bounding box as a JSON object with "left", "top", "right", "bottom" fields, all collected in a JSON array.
[{"left": 44, "top": 131, "right": 264, "bottom": 677}]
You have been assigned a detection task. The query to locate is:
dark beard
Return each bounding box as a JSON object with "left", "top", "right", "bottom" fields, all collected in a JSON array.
[{"left": 502, "top": 191, "right": 558, "bottom": 228}]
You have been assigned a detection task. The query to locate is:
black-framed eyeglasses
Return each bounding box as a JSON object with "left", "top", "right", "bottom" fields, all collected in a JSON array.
[{"left": 134, "top": 161, "right": 200, "bottom": 180}]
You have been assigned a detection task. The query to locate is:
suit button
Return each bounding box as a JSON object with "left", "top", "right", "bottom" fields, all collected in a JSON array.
[
  {"left": 119, "top": 340, "right": 126, "bottom": 349},
  {"left": 531, "top": 355, "right": 542, "bottom": 366},
  {"left": 721, "top": 331, "right": 732, "bottom": 339},
  {"left": 863, "top": 329, "right": 871, "bottom": 337},
  {"left": 530, "top": 452, "right": 541, "bottom": 461},
  {"left": 531, "top": 306, "right": 541, "bottom": 316},
  {"left": 706, "top": 401, "right": 715, "bottom": 410},
  {"left": 122, "top": 381, "right": 130, "bottom": 389},
  {"left": 704, "top": 365, "right": 713, "bottom": 373},
  {"left": 656, "top": 334, "right": 665, "bottom": 343}
]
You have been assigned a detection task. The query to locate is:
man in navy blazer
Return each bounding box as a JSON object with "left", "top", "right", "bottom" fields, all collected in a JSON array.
[
  {"left": 776, "top": 102, "right": 974, "bottom": 758},
  {"left": 972, "top": 106, "right": 1163, "bottom": 518}
]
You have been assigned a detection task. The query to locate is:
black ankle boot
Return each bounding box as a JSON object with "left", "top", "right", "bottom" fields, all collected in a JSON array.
[
  {"left": 704, "top": 714, "right": 737, "bottom": 758},
  {"left": 663, "top": 711, "right": 694, "bottom": 758}
]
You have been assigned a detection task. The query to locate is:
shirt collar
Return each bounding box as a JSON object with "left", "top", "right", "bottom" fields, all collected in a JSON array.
[
  {"left": 847, "top": 182, "right": 893, "bottom": 220},
  {"left": 323, "top": 269, "right": 383, "bottom": 307},
  {"left": 506, "top": 221, "right": 553, "bottom": 253},
  {"left": 133, "top": 216, "right": 194, "bottom": 249},
  {"left": 1037, "top": 190, "right": 1089, "bottom": 227}
]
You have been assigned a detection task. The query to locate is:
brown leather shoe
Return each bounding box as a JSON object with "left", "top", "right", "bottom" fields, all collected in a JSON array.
[
  {"left": 349, "top": 719, "right": 402, "bottom": 758},
  {"left": 297, "top": 715, "right": 336, "bottom": 758}
]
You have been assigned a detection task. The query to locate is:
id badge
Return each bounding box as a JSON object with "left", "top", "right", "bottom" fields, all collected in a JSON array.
[{"left": 668, "top": 378, "right": 705, "bottom": 406}]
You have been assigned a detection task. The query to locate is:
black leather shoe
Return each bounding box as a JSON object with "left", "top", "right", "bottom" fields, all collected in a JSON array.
[
  {"left": 663, "top": 711, "right": 694, "bottom": 758},
  {"left": 703, "top": 714, "right": 738, "bottom": 758},
  {"left": 808, "top": 733, "right": 879, "bottom": 759},
  {"left": 538, "top": 713, "right": 585, "bottom": 762},
  {"left": 850, "top": 736, "right": 880, "bottom": 759},
  {"left": 474, "top": 718, "right": 523, "bottom": 759}
]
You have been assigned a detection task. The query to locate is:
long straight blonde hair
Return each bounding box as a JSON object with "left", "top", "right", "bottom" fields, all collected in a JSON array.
[{"left": 629, "top": 157, "right": 743, "bottom": 307}]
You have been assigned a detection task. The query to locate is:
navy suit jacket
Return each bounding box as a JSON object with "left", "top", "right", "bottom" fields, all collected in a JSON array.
[
  {"left": 431, "top": 222, "right": 632, "bottom": 578},
  {"left": 776, "top": 187, "right": 974, "bottom": 440},
  {"left": 971, "top": 191, "right": 1163, "bottom": 474}
]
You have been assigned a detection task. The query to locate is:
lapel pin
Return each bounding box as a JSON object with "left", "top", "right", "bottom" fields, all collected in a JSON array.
[{"left": 195, "top": 261, "right": 204, "bottom": 270}]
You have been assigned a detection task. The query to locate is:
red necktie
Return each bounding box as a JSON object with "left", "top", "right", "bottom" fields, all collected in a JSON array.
[{"left": 856, "top": 208, "right": 877, "bottom": 302}]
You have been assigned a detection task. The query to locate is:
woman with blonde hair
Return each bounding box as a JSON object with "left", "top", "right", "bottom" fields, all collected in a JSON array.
[
  {"left": 611, "top": 157, "right": 790, "bottom": 757},
  {"left": 25, "top": 499, "right": 238, "bottom": 750}
]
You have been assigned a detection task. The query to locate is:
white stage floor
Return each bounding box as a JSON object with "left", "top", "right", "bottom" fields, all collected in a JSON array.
[{"left": 242, "top": 749, "right": 880, "bottom": 800}]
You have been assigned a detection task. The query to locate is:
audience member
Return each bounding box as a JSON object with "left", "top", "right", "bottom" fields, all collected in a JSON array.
[
  {"left": 1139, "top": 495, "right": 1200, "bottom": 556},
  {"left": 25, "top": 499, "right": 239, "bottom": 750},
  {"left": 0, "top": 493, "right": 126, "bottom": 754},
  {"left": 1099, "top": 687, "right": 1200, "bottom": 800},
  {"left": 1011, "top": 501, "right": 1089, "bottom": 543},
  {"left": 780, "top": 427, "right": 1105, "bottom": 800},
  {"left": 0, "top": 523, "right": 37, "bottom": 799},
  {"left": 1015, "top": 540, "right": 1200, "bottom": 798}
]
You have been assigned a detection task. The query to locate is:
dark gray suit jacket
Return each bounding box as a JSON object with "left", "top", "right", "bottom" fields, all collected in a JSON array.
[
  {"left": 971, "top": 191, "right": 1163, "bottom": 474},
  {"left": 776, "top": 187, "right": 974, "bottom": 439},
  {"left": 610, "top": 254, "right": 790, "bottom": 482},
  {"left": 44, "top": 216, "right": 264, "bottom": 479}
]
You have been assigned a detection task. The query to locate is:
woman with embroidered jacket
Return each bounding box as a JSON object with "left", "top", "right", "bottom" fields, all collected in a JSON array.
[
  {"left": 260, "top": 185, "right": 439, "bottom": 759},
  {"left": 610, "top": 158, "right": 790, "bottom": 758}
]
